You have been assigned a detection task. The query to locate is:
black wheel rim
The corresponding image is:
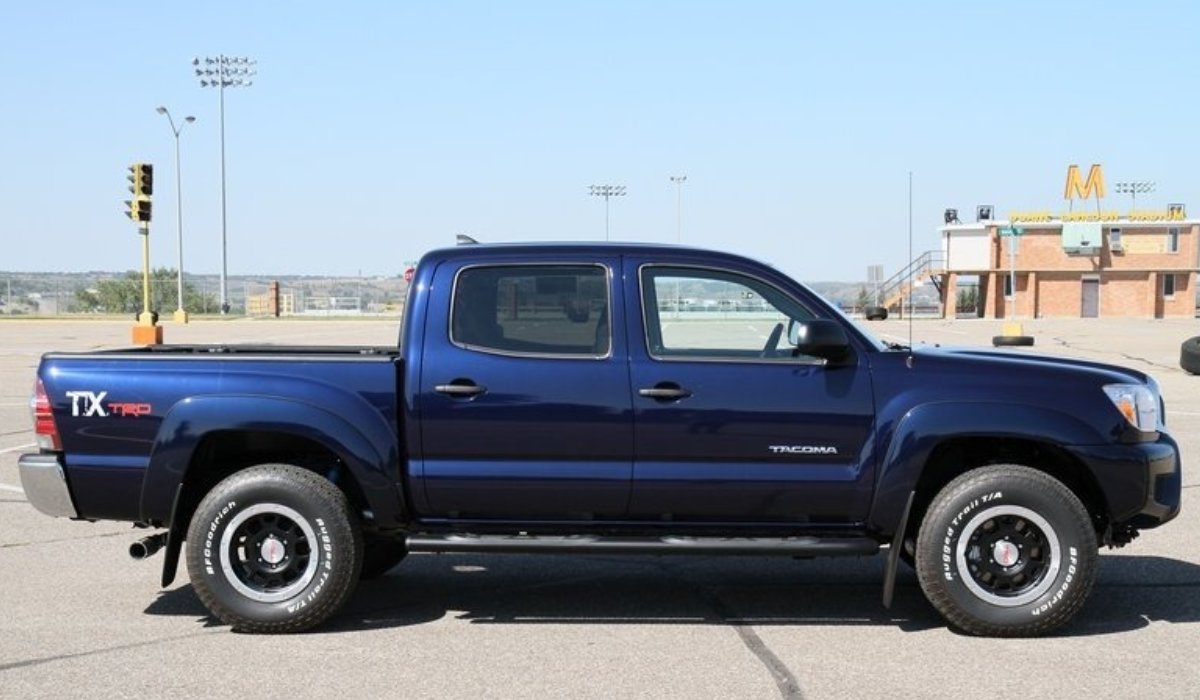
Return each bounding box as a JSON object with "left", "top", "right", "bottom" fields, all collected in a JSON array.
[
  {"left": 219, "top": 503, "right": 320, "bottom": 603},
  {"left": 955, "top": 505, "right": 1061, "bottom": 607}
]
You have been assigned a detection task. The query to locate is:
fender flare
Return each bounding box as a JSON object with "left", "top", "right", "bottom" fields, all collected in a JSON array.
[
  {"left": 140, "top": 394, "right": 404, "bottom": 527},
  {"left": 867, "top": 401, "right": 1106, "bottom": 536}
]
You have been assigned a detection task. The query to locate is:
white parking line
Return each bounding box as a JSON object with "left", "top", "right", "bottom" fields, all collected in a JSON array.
[
  {"left": 0, "top": 442, "right": 35, "bottom": 455},
  {"left": 0, "top": 483, "right": 24, "bottom": 495}
]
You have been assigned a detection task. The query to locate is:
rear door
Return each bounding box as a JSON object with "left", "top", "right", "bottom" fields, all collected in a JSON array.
[
  {"left": 625, "top": 260, "right": 877, "bottom": 523},
  {"left": 416, "top": 258, "right": 633, "bottom": 520}
]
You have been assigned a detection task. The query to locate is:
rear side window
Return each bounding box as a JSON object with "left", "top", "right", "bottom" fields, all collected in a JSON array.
[{"left": 451, "top": 265, "right": 610, "bottom": 357}]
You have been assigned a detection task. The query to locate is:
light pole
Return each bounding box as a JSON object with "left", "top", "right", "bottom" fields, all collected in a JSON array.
[
  {"left": 669, "top": 175, "right": 687, "bottom": 244},
  {"left": 588, "top": 184, "right": 626, "bottom": 241},
  {"left": 1115, "top": 181, "right": 1155, "bottom": 214},
  {"left": 156, "top": 106, "right": 195, "bottom": 323},
  {"left": 193, "top": 55, "right": 256, "bottom": 314}
]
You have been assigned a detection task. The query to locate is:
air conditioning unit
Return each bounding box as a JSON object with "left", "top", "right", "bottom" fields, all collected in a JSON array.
[{"left": 1110, "top": 241, "right": 1124, "bottom": 253}]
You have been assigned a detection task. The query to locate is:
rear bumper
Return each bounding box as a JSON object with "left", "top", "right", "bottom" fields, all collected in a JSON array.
[
  {"left": 1066, "top": 433, "right": 1181, "bottom": 529},
  {"left": 17, "top": 453, "right": 78, "bottom": 518}
]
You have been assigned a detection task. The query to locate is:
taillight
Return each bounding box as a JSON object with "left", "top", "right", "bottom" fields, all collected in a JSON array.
[{"left": 30, "top": 379, "right": 62, "bottom": 451}]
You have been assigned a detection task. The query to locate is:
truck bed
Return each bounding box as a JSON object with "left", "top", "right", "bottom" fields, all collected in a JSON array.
[{"left": 46, "top": 344, "right": 400, "bottom": 357}]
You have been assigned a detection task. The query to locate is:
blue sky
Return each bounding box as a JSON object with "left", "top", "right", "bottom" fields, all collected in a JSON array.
[{"left": 1, "top": 1, "right": 1196, "bottom": 281}]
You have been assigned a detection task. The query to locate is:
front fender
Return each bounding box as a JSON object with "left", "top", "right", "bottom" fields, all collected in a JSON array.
[
  {"left": 140, "top": 395, "right": 404, "bottom": 526},
  {"left": 867, "top": 401, "right": 1106, "bottom": 535}
]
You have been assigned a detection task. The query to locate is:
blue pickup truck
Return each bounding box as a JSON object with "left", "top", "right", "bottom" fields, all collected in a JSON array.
[{"left": 19, "top": 243, "right": 1181, "bottom": 635}]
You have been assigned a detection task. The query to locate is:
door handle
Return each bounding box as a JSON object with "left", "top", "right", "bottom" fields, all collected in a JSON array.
[
  {"left": 638, "top": 384, "right": 692, "bottom": 400},
  {"left": 435, "top": 381, "right": 487, "bottom": 397}
]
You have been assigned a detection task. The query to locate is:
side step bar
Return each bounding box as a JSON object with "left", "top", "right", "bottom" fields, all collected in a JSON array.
[{"left": 406, "top": 534, "right": 879, "bottom": 557}]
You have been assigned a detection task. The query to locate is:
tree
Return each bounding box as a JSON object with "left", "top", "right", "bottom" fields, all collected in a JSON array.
[
  {"left": 856, "top": 285, "right": 871, "bottom": 312},
  {"left": 956, "top": 285, "right": 979, "bottom": 313},
  {"left": 73, "top": 269, "right": 216, "bottom": 314}
]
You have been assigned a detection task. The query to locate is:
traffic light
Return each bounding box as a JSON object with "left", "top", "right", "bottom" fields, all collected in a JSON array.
[
  {"left": 124, "top": 198, "right": 152, "bottom": 223},
  {"left": 134, "top": 198, "right": 151, "bottom": 223},
  {"left": 127, "top": 163, "right": 153, "bottom": 198},
  {"left": 124, "top": 162, "right": 153, "bottom": 225}
]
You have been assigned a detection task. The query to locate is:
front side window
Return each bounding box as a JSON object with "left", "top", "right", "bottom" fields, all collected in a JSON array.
[
  {"left": 640, "top": 266, "right": 814, "bottom": 361},
  {"left": 1164, "top": 274, "right": 1177, "bottom": 298},
  {"left": 451, "top": 265, "right": 610, "bottom": 357},
  {"left": 1168, "top": 227, "right": 1180, "bottom": 254}
]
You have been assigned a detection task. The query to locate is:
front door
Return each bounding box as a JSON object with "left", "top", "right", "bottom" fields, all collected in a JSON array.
[
  {"left": 625, "top": 261, "right": 877, "bottom": 524},
  {"left": 1081, "top": 277, "right": 1099, "bottom": 318},
  {"left": 416, "top": 260, "right": 633, "bottom": 520}
]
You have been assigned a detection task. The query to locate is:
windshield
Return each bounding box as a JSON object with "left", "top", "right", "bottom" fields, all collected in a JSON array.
[{"left": 815, "top": 291, "right": 891, "bottom": 352}]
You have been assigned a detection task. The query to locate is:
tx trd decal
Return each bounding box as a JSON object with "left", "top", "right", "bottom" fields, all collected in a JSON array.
[
  {"left": 66, "top": 391, "right": 152, "bottom": 418},
  {"left": 769, "top": 445, "right": 839, "bottom": 455}
]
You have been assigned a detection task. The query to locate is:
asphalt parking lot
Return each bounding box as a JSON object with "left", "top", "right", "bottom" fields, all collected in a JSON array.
[{"left": 1, "top": 317, "right": 1198, "bottom": 699}]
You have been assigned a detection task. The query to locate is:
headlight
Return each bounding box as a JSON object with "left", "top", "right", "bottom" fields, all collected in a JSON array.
[{"left": 1103, "top": 384, "right": 1160, "bottom": 433}]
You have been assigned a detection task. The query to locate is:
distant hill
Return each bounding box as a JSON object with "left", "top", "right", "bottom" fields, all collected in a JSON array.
[{"left": 0, "top": 270, "right": 985, "bottom": 315}]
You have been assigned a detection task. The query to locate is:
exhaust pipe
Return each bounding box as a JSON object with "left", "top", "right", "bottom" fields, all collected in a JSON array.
[{"left": 129, "top": 533, "right": 168, "bottom": 560}]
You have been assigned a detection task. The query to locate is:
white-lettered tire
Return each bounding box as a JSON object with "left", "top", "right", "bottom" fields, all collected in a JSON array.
[
  {"left": 184, "top": 464, "right": 363, "bottom": 633},
  {"left": 915, "top": 465, "right": 1098, "bottom": 637}
]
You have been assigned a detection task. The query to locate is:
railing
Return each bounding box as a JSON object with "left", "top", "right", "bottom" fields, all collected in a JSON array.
[{"left": 876, "top": 250, "right": 945, "bottom": 309}]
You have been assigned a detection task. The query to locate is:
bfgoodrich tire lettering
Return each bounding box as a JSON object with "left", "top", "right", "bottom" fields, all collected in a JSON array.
[
  {"left": 185, "top": 464, "right": 363, "bottom": 633},
  {"left": 915, "top": 465, "right": 1098, "bottom": 636}
]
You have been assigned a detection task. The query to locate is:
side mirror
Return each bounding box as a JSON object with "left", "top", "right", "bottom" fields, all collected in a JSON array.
[{"left": 792, "top": 319, "right": 850, "bottom": 362}]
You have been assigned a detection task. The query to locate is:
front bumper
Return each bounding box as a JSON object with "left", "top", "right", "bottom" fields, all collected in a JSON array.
[
  {"left": 1066, "top": 433, "right": 1181, "bottom": 529},
  {"left": 17, "top": 453, "right": 78, "bottom": 518}
]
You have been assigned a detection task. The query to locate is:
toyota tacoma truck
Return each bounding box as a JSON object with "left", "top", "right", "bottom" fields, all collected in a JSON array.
[{"left": 18, "top": 243, "right": 1181, "bottom": 636}]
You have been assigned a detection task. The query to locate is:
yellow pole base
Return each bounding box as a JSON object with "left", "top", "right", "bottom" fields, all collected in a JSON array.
[{"left": 173, "top": 309, "right": 189, "bottom": 324}]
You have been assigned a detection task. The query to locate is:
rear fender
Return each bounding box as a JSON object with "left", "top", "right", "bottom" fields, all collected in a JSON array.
[{"left": 140, "top": 395, "right": 404, "bottom": 526}]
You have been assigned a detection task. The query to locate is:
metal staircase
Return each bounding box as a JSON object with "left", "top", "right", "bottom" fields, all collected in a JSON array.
[{"left": 877, "top": 250, "right": 945, "bottom": 310}]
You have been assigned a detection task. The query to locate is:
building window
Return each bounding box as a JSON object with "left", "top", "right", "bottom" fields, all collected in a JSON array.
[
  {"left": 1163, "top": 274, "right": 1177, "bottom": 298},
  {"left": 1003, "top": 274, "right": 1014, "bottom": 299},
  {"left": 1167, "top": 227, "right": 1180, "bottom": 253},
  {"left": 1108, "top": 227, "right": 1122, "bottom": 251}
]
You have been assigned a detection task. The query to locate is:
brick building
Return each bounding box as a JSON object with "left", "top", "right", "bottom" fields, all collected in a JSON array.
[{"left": 938, "top": 217, "right": 1199, "bottom": 319}]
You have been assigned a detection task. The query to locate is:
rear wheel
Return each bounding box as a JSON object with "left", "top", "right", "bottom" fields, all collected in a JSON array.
[
  {"left": 915, "top": 465, "right": 1098, "bottom": 636},
  {"left": 185, "top": 463, "right": 362, "bottom": 633}
]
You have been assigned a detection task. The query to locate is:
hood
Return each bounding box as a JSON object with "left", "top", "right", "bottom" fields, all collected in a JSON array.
[{"left": 910, "top": 345, "right": 1153, "bottom": 387}]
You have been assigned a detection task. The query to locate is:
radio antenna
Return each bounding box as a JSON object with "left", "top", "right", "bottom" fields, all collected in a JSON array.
[{"left": 908, "top": 170, "right": 914, "bottom": 364}]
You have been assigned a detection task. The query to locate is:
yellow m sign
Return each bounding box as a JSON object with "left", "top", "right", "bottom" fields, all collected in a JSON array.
[{"left": 1064, "top": 164, "right": 1106, "bottom": 200}]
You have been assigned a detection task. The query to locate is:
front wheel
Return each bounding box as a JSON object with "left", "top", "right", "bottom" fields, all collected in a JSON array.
[
  {"left": 185, "top": 464, "right": 363, "bottom": 633},
  {"left": 915, "top": 465, "right": 1098, "bottom": 636}
]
